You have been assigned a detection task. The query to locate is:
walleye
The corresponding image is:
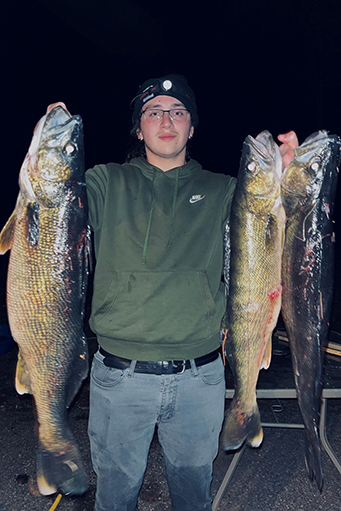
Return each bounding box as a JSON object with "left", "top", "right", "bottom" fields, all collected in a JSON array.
[
  {"left": 222, "top": 131, "right": 285, "bottom": 450},
  {"left": 0, "top": 106, "right": 90, "bottom": 496},
  {"left": 281, "top": 131, "right": 341, "bottom": 490}
]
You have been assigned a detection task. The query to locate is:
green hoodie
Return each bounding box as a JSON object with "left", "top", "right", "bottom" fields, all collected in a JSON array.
[{"left": 86, "top": 157, "right": 236, "bottom": 360}]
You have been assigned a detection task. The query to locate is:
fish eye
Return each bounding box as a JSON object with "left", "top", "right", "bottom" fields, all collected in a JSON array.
[
  {"left": 310, "top": 161, "right": 320, "bottom": 171},
  {"left": 247, "top": 162, "right": 256, "bottom": 173},
  {"left": 63, "top": 142, "right": 76, "bottom": 155}
]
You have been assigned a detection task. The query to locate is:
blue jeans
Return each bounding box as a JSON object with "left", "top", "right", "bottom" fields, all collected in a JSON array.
[{"left": 88, "top": 350, "right": 225, "bottom": 511}]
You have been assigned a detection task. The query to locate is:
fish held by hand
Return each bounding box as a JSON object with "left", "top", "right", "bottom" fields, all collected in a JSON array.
[{"left": 0, "top": 105, "right": 90, "bottom": 496}]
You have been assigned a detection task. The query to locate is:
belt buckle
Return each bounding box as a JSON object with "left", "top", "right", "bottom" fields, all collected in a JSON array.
[{"left": 172, "top": 360, "right": 186, "bottom": 374}]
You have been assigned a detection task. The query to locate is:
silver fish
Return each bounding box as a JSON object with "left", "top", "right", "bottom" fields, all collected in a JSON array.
[{"left": 281, "top": 130, "right": 341, "bottom": 490}]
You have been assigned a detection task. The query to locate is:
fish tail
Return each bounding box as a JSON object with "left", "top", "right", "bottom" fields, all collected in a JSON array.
[
  {"left": 222, "top": 399, "right": 263, "bottom": 451},
  {"left": 36, "top": 437, "right": 88, "bottom": 496},
  {"left": 304, "top": 433, "right": 323, "bottom": 491}
]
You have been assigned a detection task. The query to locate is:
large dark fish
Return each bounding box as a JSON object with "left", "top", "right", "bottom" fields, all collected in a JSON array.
[
  {"left": 222, "top": 131, "right": 285, "bottom": 450},
  {"left": 281, "top": 131, "right": 341, "bottom": 490},
  {"left": 0, "top": 106, "right": 90, "bottom": 496}
]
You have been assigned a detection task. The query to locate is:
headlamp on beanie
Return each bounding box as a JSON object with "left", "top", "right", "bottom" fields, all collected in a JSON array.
[{"left": 131, "top": 74, "right": 198, "bottom": 127}]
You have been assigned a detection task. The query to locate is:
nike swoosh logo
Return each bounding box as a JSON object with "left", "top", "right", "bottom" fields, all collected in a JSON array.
[{"left": 189, "top": 195, "right": 206, "bottom": 204}]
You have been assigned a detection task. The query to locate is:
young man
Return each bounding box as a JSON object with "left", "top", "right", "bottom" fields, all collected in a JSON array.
[
  {"left": 46, "top": 76, "right": 298, "bottom": 510},
  {"left": 85, "top": 75, "right": 236, "bottom": 511}
]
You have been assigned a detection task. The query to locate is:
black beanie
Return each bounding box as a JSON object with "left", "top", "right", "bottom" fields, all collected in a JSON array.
[{"left": 131, "top": 74, "right": 198, "bottom": 127}]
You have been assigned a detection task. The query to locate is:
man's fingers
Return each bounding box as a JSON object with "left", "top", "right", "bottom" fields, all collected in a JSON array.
[
  {"left": 277, "top": 131, "right": 299, "bottom": 170},
  {"left": 278, "top": 131, "right": 299, "bottom": 150}
]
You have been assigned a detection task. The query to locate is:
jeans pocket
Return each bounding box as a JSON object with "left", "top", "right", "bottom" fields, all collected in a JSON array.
[
  {"left": 91, "top": 351, "right": 125, "bottom": 388},
  {"left": 197, "top": 354, "right": 224, "bottom": 385}
]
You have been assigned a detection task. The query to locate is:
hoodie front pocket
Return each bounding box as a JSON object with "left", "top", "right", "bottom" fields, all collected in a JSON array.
[
  {"left": 92, "top": 271, "right": 120, "bottom": 322},
  {"left": 93, "top": 270, "right": 218, "bottom": 343}
]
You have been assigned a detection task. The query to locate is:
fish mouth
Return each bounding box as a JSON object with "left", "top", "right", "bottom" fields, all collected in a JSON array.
[
  {"left": 281, "top": 130, "right": 335, "bottom": 197},
  {"left": 254, "top": 130, "right": 274, "bottom": 153},
  {"left": 246, "top": 131, "right": 282, "bottom": 181},
  {"left": 294, "top": 131, "right": 333, "bottom": 163},
  {"left": 43, "top": 107, "right": 82, "bottom": 142},
  {"left": 45, "top": 105, "right": 71, "bottom": 129},
  {"left": 247, "top": 135, "right": 270, "bottom": 161},
  {"left": 44, "top": 106, "right": 82, "bottom": 133},
  {"left": 19, "top": 106, "right": 83, "bottom": 197},
  {"left": 28, "top": 106, "right": 81, "bottom": 157}
]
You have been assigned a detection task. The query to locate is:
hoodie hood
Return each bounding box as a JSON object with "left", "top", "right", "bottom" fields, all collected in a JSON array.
[{"left": 128, "top": 157, "right": 202, "bottom": 180}]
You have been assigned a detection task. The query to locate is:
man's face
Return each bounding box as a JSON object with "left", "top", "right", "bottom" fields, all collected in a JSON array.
[{"left": 137, "top": 95, "right": 194, "bottom": 168}]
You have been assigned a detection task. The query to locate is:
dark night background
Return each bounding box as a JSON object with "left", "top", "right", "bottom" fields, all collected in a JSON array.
[
  {"left": 2, "top": 3, "right": 341, "bottom": 509},
  {"left": 1, "top": 0, "right": 341, "bottom": 330}
]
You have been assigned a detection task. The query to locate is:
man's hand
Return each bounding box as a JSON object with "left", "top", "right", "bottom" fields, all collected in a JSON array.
[{"left": 277, "top": 131, "right": 299, "bottom": 171}]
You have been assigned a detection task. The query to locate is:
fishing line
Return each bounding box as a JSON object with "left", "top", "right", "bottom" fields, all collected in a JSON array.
[{"left": 48, "top": 493, "right": 62, "bottom": 511}]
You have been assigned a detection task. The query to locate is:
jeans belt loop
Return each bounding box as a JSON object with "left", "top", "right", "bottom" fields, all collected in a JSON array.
[
  {"left": 155, "top": 361, "right": 162, "bottom": 375},
  {"left": 128, "top": 360, "right": 137, "bottom": 377},
  {"left": 189, "top": 358, "right": 198, "bottom": 376}
]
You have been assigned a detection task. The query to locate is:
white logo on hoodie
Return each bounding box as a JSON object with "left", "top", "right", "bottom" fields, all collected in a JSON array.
[{"left": 189, "top": 194, "right": 205, "bottom": 204}]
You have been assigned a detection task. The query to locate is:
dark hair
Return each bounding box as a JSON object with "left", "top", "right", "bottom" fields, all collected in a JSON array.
[
  {"left": 125, "top": 116, "right": 194, "bottom": 163},
  {"left": 125, "top": 117, "right": 146, "bottom": 162}
]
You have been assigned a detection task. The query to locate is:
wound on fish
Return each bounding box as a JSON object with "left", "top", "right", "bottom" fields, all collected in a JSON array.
[
  {"left": 267, "top": 285, "right": 282, "bottom": 300},
  {"left": 237, "top": 412, "right": 247, "bottom": 425},
  {"left": 323, "top": 202, "right": 330, "bottom": 219}
]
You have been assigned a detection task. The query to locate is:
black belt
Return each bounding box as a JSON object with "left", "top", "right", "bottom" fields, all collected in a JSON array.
[{"left": 99, "top": 347, "right": 220, "bottom": 374}]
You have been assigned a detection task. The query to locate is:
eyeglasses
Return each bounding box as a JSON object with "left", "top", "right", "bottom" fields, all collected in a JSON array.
[{"left": 141, "top": 108, "right": 190, "bottom": 122}]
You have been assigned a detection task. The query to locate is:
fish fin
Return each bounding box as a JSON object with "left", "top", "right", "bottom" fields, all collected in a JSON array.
[
  {"left": 65, "top": 336, "right": 88, "bottom": 408},
  {"left": 37, "top": 436, "right": 88, "bottom": 496},
  {"left": 80, "top": 229, "right": 92, "bottom": 321},
  {"left": 222, "top": 399, "right": 263, "bottom": 451},
  {"left": 0, "top": 209, "right": 17, "bottom": 254},
  {"left": 221, "top": 329, "right": 228, "bottom": 366},
  {"left": 85, "top": 224, "right": 93, "bottom": 273},
  {"left": 260, "top": 338, "right": 272, "bottom": 370},
  {"left": 26, "top": 202, "right": 40, "bottom": 246},
  {"left": 304, "top": 433, "right": 323, "bottom": 491},
  {"left": 15, "top": 350, "right": 32, "bottom": 395}
]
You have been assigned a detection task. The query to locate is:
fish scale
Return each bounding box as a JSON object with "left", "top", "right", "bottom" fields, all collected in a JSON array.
[
  {"left": 281, "top": 130, "right": 341, "bottom": 490},
  {"left": 222, "top": 131, "right": 285, "bottom": 451},
  {"left": 0, "top": 106, "right": 90, "bottom": 496}
]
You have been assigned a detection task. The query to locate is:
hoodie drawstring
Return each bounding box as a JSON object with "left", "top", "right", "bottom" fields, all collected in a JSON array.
[
  {"left": 142, "top": 167, "right": 180, "bottom": 265},
  {"left": 142, "top": 171, "right": 156, "bottom": 265},
  {"left": 166, "top": 167, "right": 179, "bottom": 249}
]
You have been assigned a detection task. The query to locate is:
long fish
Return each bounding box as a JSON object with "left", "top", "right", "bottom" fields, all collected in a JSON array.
[
  {"left": 281, "top": 131, "right": 341, "bottom": 490},
  {"left": 0, "top": 106, "right": 90, "bottom": 496},
  {"left": 222, "top": 131, "right": 285, "bottom": 450}
]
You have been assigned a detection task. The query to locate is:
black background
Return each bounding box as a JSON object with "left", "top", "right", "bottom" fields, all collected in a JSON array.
[{"left": 1, "top": 0, "right": 341, "bottom": 327}]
